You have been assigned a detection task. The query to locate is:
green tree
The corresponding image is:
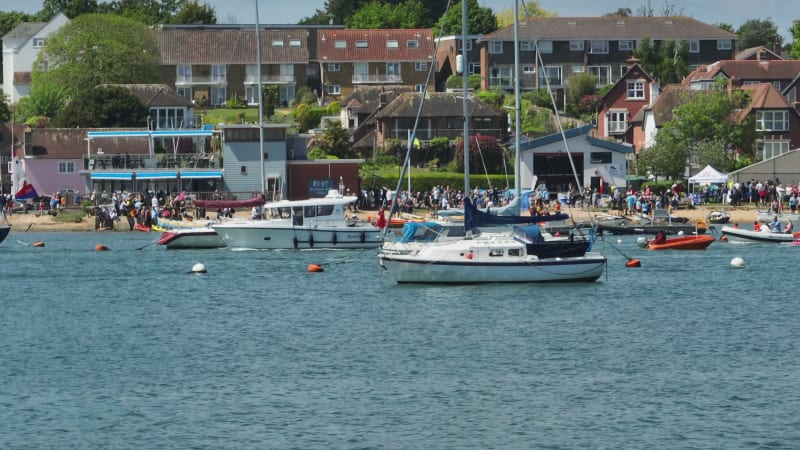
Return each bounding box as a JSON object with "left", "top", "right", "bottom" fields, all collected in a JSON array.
[
  {"left": 0, "top": 11, "right": 34, "bottom": 37},
  {"left": 32, "top": 14, "right": 160, "bottom": 99},
  {"left": 634, "top": 37, "right": 689, "bottom": 85},
  {"left": 15, "top": 84, "right": 66, "bottom": 120},
  {"left": 715, "top": 22, "right": 735, "bottom": 33},
  {"left": 346, "top": 0, "right": 427, "bottom": 29},
  {"left": 565, "top": 72, "right": 598, "bottom": 117},
  {"left": 791, "top": 20, "right": 800, "bottom": 59},
  {"left": 495, "top": 1, "right": 555, "bottom": 28},
  {"left": 604, "top": 8, "right": 632, "bottom": 17},
  {"left": 313, "top": 121, "right": 355, "bottom": 158},
  {"left": 262, "top": 84, "right": 279, "bottom": 120},
  {"left": 169, "top": 0, "right": 216, "bottom": 24},
  {"left": 694, "top": 138, "right": 734, "bottom": 171},
  {"left": 436, "top": 0, "right": 497, "bottom": 37},
  {"left": 39, "top": 0, "right": 98, "bottom": 20},
  {"left": 737, "top": 18, "right": 782, "bottom": 49},
  {"left": 0, "top": 90, "right": 11, "bottom": 123},
  {"left": 53, "top": 85, "right": 148, "bottom": 127},
  {"left": 452, "top": 134, "right": 506, "bottom": 174},
  {"left": 636, "top": 131, "right": 687, "bottom": 180}
]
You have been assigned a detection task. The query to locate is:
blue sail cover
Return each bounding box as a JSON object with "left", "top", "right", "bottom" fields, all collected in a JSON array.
[{"left": 463, "top": 197, "right": 569, "bottom": 232}]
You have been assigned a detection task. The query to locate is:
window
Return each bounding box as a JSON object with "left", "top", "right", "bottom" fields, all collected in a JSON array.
[
  {"left": 627, "top": 80, "right": 645, "bottom": 99},
  {"left": 280, "top": 64, "right": 294, "bottom": 77},
  {"left": 538, "top": 66, "right": 562, "bottom": 86},
  {"left": 211, "top": 65, "right": 226, "bottom": 82},
  {"left": 569, "top": 40, "right": 584, "bottom": 51},
  {"left": 489, "top": 41, "right": 503, "bottom": 54},
  {"left": 58, "top": 161, "right": 75, "bottom": 174},
  {"left": 508, "top": 248, "right": 523, "bottom": 257},
  {"left": 211, "top": 87, "right": 226, "bottom": 106},
  {"left": 407, "top": 39, "right": 419, "bottom": 48},
  {"left": 588, "top": 66, "right": 612, "bottom": 86},
  {"left": 489, "top": 248, "right": 504, "bottom": 257},
  {"left": 356, "top": 40, "right": 368, "bottom": 48},
  {"left": 759, "top": 140, "right": 790, "bottom": 160},
  {"left": 271, "top": 39, "right": 283, "bottom": 47},
  {"left": 387, "top": 62, "right": 400, "bottom": 76},
  {"left": 327, "top": 84, "right": 341, "bottom": 95},
  {"left": 756, "top": 110, "right": 789, "bottom": 131},
  {"left": 176, "top": 65, "right": 192, "bottom": 83},
  {"left": 717, "top": 39, "right": 732, "bottom": 50},
  {"left": 177, "top": 87, "right": 191, "bottom": 101},
  {"left": 537, "top": 40, "right": 553, "bottom": 54},
  {"left": 415, "top": 84, "right": 426, "bottom": 93},
  {"left": 469, "top": 62, "right": 480, "bottom": 74},
  {"left": 618, "top": 40, "right": 634, "bottom": 51},
  {"left": 415, "top": 62, "right": 427, "bottom": 71},
  {"left": 607, "top": 111, "right": 627, "bottom": 134},
  {"left": 335, "top": 40, "right": 346, "bottom": 49},
  {"left": 245, "top": 85, "right": 259, "bottom": 105},
  {"left": 240, "top": 165, "right": 247, "bottom": 174},
  {"left": 489, "top": 66, "right": 512, "bottom": 87},
  {"left": 523, "top": 65, "right": 535, "bottom": 74},
  {"left": 386, "top": 40, "right": 398, "bottom": 48},
  {"left": 289, "top": 39, "right": 301, "bottom": 47},
  {"left": 572, "top": 65, "right": 585, "bottom": 73},
  {"left": 688, "top": 39, "right": 699, "bottom": 53},
  {"left": 590, "top": 152, "right": 613, "bottom": 164},
  {"left": 327, "top": 63, "right": 340, "bottom": 72},
  {"left": 33, "top": 38, "right": 46, "bottom": 48},
  {"left": 520, "top": 40, "right": 535, "bottom": 51},
  {"left": 590, "top": 40, "right": 609, "bottom": 54}
]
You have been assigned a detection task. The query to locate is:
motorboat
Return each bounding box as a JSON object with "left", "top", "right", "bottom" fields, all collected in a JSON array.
[
  {"left": 158, "top": 227, "right": 225, "bottom": 249},
  {"left": 706, "top": 209, "right": 731, "bottom": 224},
  {"left": 644, "top": 234, "right": 715, "bottom": 250},
  {"left": 720, "top": 225, "right": 799, "bottom": 243},
  {"left": 212, "top": 190, "right": 382, "bottom": 249}
]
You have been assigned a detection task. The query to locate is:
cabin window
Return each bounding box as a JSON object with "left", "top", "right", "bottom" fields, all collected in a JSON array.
[
  {"left": 289, "top": 39, "right": 301, "bottom": 47},
  {"left": 328, "top": 63, "right": 340, "bottom": 72},
  {"left": 508, "top": 248, "right": 523, "bottom": 257},
  {"left": 407, "top": 39, "right": 419, "bottom": 48},
  {"left": 386, "top": 40, "right": 398, "bottom": 48},
  {"left": 588, "top": 65, "right": 612, "bottom": 86},
  {"left": 356, "top": 40, "right": 368, "bottom": 48},
  {"left": 489, "top": 41, "right": 503, "bottom": 54},
  {"left": 316, "top": 205, "right": 334, "bottom": 216},
  {"left": 240, "top": 165, "right": 247, "bottom": 174},
  {"left": 304, "top": 206, "right": 316, "bottom": 218},
  {"left": 489, "top": 249, "right": 504, "bottom": 257},
  {"left": 58, "top": 161, "right": 75, "bottom": 174},
  {"left": 520, "top": 40, "right": 535, "bottom": 51},
  {"left": 756, "top": 110, "right": 789, "bottom": 131}
]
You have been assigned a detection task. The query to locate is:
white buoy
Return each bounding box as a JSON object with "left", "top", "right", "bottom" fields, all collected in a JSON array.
[
  {"left": 677, "top": 230, "right": 684, "bottom": 236},
  {"left": 617, "top": 239, "right": 623, "bottom": 244},
  {"left": 636, "top": 237, "right": 647, "bottom": 245},
  {"left": 191, "top": 263, "right": 207, "bottom": 273},
  {"left": 730, "top": 257, "right": 745, "bottom": 268}
]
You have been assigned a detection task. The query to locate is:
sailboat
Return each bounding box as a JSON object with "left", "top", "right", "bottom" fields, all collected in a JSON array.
[{"left": 377, "top": 0, "right": 606, "bottom": 283}]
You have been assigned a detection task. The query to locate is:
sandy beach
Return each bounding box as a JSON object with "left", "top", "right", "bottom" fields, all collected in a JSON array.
[{"left": 3, "top": 203, "right": 764, "bottom": 233}]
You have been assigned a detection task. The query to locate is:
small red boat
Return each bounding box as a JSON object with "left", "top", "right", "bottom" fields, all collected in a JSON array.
[{"left": 647, "top": 234, "right": 715, "bottom": 250}]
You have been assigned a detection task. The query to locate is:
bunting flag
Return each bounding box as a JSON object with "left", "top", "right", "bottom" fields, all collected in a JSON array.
[
  {"left": 15, "top": 181, "right": 38, "bottom": 200},
  {"left": 413, "top": 138, "right": 421, "bottom": 150}
]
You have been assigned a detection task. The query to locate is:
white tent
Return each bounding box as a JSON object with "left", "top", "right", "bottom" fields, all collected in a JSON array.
[{"left": 689, "top": 165, "right": 727, "bottom": 184}]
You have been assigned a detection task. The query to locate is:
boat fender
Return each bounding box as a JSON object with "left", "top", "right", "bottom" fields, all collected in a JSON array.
[
  {"left": 332, "top": 233, "right": 337, "bottom": 245},
  {"left": 293, "top": 237, "right": 298, "bottom": 249},
  {"left": 307, "top": 264, "right": 324, "bottom": 273},
  {"left": 95, "top": 244, "right": 109, "bottom": 251},
  {"left": 308, "top": 234, "right": 314, "bottom": 248}
]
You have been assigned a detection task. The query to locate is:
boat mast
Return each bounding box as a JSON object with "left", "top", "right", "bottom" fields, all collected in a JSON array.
[
  {"left": 513, "top": 0, "right": 521, "bottom": 206},
  {"left": 461, "top": 0, "right": 470, "bottom": 194},
  {"left": 255, "top": 0, "right": 266, "bottom": 197}
]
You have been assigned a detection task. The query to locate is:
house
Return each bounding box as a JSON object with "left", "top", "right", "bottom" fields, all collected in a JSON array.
[
  {"left": 339, "top": 86, "right": 412, "bottom": 154},
  {"left": 517, "top": 124, "right": 634, "bottom": 193},
  {"left": 156, "top": 25, "right": 324, "bottom": 107},
  {"left": 1, "top": 13, "right": 69, "bottom": 104},
  {"left": 595, "top": 60, "right": 659, "bottom": 151},
  {"left": 477, "top": 16, "right": 736, "bottom": 107},
  {"left": 434, "top": 34, "right": 483, "bottom": 91},
  {"left": 113, "top": 84, "right": 197, "bottom": 129},
  {"left": 317, "top": 28, "right": 435, "bottom": 101},
  {"left": 683, "top": 59, "right": 800, "bottom": 108},
  {"left": 371, "top": 92, "right": 507, "bottom": 146}
]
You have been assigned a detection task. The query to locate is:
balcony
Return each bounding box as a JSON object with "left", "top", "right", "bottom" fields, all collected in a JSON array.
[
  {"left": 175, "top": 75, "right": 227, "bottom": 87},
  {"left": 352, "top": 74, "right": 403, "bottom": 84},
  {"left": 244, "top": 75, "right": 296, "bottom": 84},
  {"left": 608, "top": 122, "right": 627, "bottom": 134},
  {"left": 89, "top": 153, "right": 217, "bottom": 171}
]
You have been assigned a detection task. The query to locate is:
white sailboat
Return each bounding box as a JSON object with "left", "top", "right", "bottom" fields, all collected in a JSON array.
[{"left": 378, "top": 0, "right": 606, "bottom": 283}]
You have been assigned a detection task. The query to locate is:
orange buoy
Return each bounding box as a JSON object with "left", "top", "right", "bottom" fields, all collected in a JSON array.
[
  {"left": 720, "top": 235, "right": 728, "bottom": 242},
  {"left": 33, "top": 241, "right": 45, "bottom": 247},
  {"left": 307, "top": 263, "right": 324, "bottom": 273},
  {"left": 625, "top": 259, "right": 642, "bottom": 268},
  {"left": 95, "top": 244, "right": 109, "bottom": 251}
]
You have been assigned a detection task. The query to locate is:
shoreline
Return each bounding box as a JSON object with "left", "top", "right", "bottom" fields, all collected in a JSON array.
[{"left": 3, "top": 203, "right": 765, "bottom": 233}]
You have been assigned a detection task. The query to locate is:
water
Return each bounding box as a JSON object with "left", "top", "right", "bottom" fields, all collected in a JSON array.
[{"left": 1, "top": 231, "right": 798, "bottom": 448}]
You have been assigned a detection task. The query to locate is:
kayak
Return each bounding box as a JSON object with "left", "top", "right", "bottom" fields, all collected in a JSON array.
[{"left": 647, "top": 234, "right": 715, "bottom": 250}]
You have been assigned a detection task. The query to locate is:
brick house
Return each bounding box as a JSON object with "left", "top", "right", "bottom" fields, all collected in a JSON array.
[{"left": 596, "top": 60, "right": 659, "bottom": 152}]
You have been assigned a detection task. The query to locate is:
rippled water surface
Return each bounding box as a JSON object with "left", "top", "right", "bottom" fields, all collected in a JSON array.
[{"left": 1, "top": 231, "right": 798, "bottom": 448}]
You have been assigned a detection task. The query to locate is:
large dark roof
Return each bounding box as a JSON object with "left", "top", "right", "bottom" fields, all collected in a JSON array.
[
  {"left": 374, "top": 93, "right": 504, "bottom": 119},
  {"left": 157, "top": 28, "right": 308, "bottom": 65}
]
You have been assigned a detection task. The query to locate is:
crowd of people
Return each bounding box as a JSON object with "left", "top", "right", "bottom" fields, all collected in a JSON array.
[{"left": 93, "top": 189, "right": 190, "bottom": 230}]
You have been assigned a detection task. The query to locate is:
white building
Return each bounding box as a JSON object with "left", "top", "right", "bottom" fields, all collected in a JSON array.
[{"left": 2, "top": 13, "right": 69, "bottom": 104}]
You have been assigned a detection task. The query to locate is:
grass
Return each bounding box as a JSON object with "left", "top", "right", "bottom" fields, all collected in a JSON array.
[
  {"left": 53, "top": 212, "right": 85, "bottom": 223},
  {"left": 199, "top": 107, "right": 295, "bottom": 126}
]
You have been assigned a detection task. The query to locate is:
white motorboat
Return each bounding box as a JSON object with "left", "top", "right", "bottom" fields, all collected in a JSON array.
[
  {"left": 720, "top": 225, "right": 798, "bottom": 243},
  {"left": 756, "top": 210, "right": 800, "bottom": 224},
  {"left": 158, "top": 227, "right": 225, "bottom": 249},
  {"left": 212, "top": 190, "right": 382, "bottom": 249}
]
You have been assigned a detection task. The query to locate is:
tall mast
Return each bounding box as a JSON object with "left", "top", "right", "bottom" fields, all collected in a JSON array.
[
  {"left": 513, "top": 0, "right": 522, "bottom": 200},
  {"left": 255, "top": 0, "right": 266, "bottom": 196},
  {"left": 461, "top": 0, "right": 470, "bottom": 194}
]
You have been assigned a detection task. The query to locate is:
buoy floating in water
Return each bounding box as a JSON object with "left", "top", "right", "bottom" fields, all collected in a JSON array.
[
  {"left": 191, "top": 263, "right": 207, "bottom": 273},
  {"left": 730, "top": 257, "right": 745, "bottom": 268},
  {"left": 625, "top": 259, "right": 642, "bottom": 268},
  {"left": 307, "top": 263, "right": 324, "bottom": 273},
  {"left": 33, "top": 241, "right": 45, "bottom": 247},
  {"left": 617, "top": 239, "right": 623, "bottom": 244},
  {"left": 95, "top": 244, "right": 109, "bottom": 251}
]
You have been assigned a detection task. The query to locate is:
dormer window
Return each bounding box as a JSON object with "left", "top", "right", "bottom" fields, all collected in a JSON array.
[
  {"left": 335, "top": 40, "right": 346, "bottom": 49},
  {"left": 356, "top": 40, "right": 368, "bottom": 48},
  {"left": 289, "top": 39, "right": 301, "bottom": 47},
  {"left": 407, "top": 39, "right": 419, "bottom": 48},
  {"left": 386, "top": 40, "right": 398, "bottom": 48},
  {"left": 272, "top": 39, "right": 283, "bottom": 47}
]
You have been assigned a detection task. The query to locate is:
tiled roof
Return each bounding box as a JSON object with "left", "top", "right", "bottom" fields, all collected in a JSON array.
[
  {"left": 318, "top": 29, "right": 434, "bottom": 62},
  {"left": 647, "top": 84, "right": 694, "bottom": 126},
  {"left": 735, "top": 46, "right": 783, "bottom": 61},
  {"left": 480, "top": 16, "right": 736, "bottom": 41},
  {"left": 374, "top": 92, "right": 504, "bottom": 119},
  {"left": 108, "top": 84, "right": 194, "bottom": 107},
  {"left": 684, "top": 60, "right": 800, "bottom": 82},
  {"left": 3, "top": 21, "right": 46, "bottom": 39},
  {"left": 157, "top": 28, "right": 308, "bottom": 65},
  {"left": 732, "top": 83, "right": 792, "bottom": 122},
  {"left": 30, "top": 128, "right": 151, "bottom": 159}
]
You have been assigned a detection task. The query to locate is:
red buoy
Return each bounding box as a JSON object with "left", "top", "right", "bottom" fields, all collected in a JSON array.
[
  {"left": 307, "top": 263, "right": 324, "bottom": 273},
  {"left": 625, "top": 259, "right": 641, "bottom": 268},
  {"left": 95, "top": 244, "right": 109, "bottom": 251},
  {"left": 33, "top": 241, "right": 45, "bottom": 247}
]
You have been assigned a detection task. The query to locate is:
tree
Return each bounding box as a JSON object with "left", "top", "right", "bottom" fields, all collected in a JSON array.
[
  {"left": 39, "top": 0, "right": 98, "bottom": 20},
  {"left": 634, "top": 37, "right": 689, "bottom": 85},
  {"left": 53, "top": 86, "right": 149, "bottom": 127},
  {"left": 0, "top": 90, "right": 11, "bottom": 123},
  {"left": 452, "top": 134, "right": 506, "bottom": 174},
  {"left": 436, "top": 0, "right": 497, "bottom": 37},
  {"left": 565, "top": 72, "right": 598, "bottom": 117},
  {"left": 495, "top": 1, "right": 556, "bottom": 28},
  {"left": 15, "top": 84, "right": 66, "bottom": 121},
  {"left": 694, "top": 138, "right": 734, "bottom": 171},
  {"left": 262, "top": 84, "right": 279, "bottom": 120},
  {"left": 715, "top": 22, "right": 735, "bottom": 34},
  {"left": 791, "top": 20, "right": 800, "bottom": 59},
  {"left": 636, "top": 0, "right": 683, "bottom": 17},
  {"left": 169, "top": 0, "right": 216, "bottom": 24},
  {"left": 0, "top": 11, "right": 34, "bottom": 37},
  {"left": 32, "top": 14, "right": 160, "bottom": 99},
  {"left": 346, "top": 0, "right": 427, "bottom": 29},
  {"left": 604, "top": 8, "right": 632, "bottom": 17},
  {"left": 636, "top": 131, "right": 687, "bottom": 180},
  {"left": 737, "top": 18, "right": 782, "bottom": 49},
  {"left": 312, "top": 121, "right": 356, "bottom": 159}
]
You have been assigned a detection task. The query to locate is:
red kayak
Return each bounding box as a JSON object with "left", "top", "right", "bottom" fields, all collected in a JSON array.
[{"left": 648, "top": 234, "right": 714, "bottom": 250}]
